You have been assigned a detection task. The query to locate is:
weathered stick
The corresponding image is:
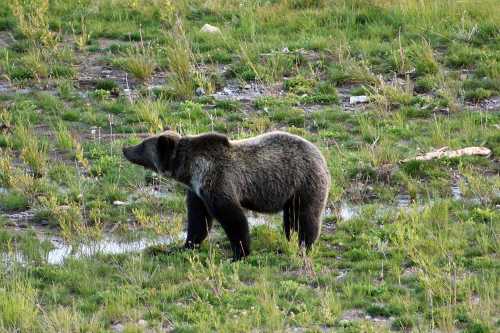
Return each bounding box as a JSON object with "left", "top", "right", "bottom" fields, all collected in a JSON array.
[{"left": 401, "top": 146, "right": 491, "bottom": 163}]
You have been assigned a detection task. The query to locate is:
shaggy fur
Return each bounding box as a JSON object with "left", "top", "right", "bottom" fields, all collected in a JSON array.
[{"left": 123, "top": 131, "right": 330, "bottom": 260}]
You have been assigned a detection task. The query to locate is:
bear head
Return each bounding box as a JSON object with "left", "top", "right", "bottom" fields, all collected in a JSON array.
[{"left": 122, "top": 130, "right": 181, "bottom": 176}]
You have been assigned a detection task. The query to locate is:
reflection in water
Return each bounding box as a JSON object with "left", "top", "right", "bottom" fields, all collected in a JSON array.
[
  {"left": 3, "top": 214, "right": 274, "bottom": 266},
  {"left": 2, "top": 233, "right": 186, "bottom": 266},
  {"left": 396, "top": 194, "right": 412, "bottom": 208},
  {"left": 45, "top": 233, "right": 186, "bottom": 265}
]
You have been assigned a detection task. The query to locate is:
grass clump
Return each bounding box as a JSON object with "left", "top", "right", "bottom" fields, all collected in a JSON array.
[
  {"left": 284, "top": 74, "right": 315, "bottom": 95},
  {"left": 445, "top": 43, "right": 482, "bottom": 69},
  {"left": 164, "top": 19, "right": 211, "bottom": 100},
  {"left": 117, "top": 54, "right": 156, "bottom": 81},
  {"left": 0, "top": 281, "right": 39, "bottom": 332},
  {"left": 131, "top": 99, "right": 167, "bottom": 133},
  {"left": 0, "top": 190, "right": 29, "bottom": 211},
  {"left": 49, "top": 64, "right": 75, "bottom": 79},
  {"left": 9, "top": 0, "right": 56, "bottom": 46},
  {"left": 111, "top": 39, "right": 157, "bottom": 82},
  {"left": 95, "top": 79, "right": 120, "bottom": 93}
]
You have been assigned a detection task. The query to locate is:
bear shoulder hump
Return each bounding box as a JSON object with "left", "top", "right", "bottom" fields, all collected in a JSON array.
[{"left": 197, "top": 133, "right": 230, "bottom": 148}]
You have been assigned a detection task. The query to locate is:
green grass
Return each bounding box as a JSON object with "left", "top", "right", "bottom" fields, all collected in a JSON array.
[{"left": 0, "top": 0, "right": 499, "bottom": 331}]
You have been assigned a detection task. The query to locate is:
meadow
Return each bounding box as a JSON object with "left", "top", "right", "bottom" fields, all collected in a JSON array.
[{"left": 0, "top": 0, "right": 499, "bottom": 332}]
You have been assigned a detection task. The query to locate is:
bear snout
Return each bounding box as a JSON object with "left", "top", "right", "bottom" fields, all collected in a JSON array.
[
  {"left": 122, "top": 144, "right": 154, "bottom": 171},
  {"left": 122, "top": 146, "right": 137, "bottom": 164},
  {"left": 122, "top": 146, "right": 131, "bottom": 160}
]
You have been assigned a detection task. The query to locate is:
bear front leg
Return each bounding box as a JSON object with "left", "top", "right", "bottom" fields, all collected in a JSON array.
[
  {"left": 205, "top": 195, "right": 250, "bottom": 261},
  {"left": 185, "top": 190, "right": 213, "bottom": 249}
]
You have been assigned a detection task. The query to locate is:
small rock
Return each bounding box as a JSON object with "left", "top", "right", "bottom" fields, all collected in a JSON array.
[
  {"left": 200, "top": 24, "right": 221, "bottom": 34},
  {"left": 243, "top": 84, "right": 251, "bottom": 90},
  {"left": 39, "top": 220, "right": 49, "bottom": 226},
  {"left": 137, "top": 319, "right": 147, "bottom": 327},
  {"left": 336, "top": 270, "right": 347, "bottom": 281},
  {"left": 349, "top": 95, "right": 369, "bottom": 104},
  {"left": 111, "top": 323, "right": 124, "bottom": 333},
  {"left": 195, "top": 87, "right": 205, "bottom": 96},
  {"left": 18, "top": 223, "right": 28, "bottom": 229},
  {"left": 113, "top": 200, "right": 128, "bottom": 206},
  {"left": 281, "top": 47, "right": 290, "bottom": 53},
  {"left": 338, "top": 319, "right": 351, "bottom": 327},
  {"left": 147, "top": 85, "right": 162, "bottom": 91}
]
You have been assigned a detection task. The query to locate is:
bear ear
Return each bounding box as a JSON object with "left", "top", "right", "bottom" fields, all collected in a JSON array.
[
  {"left": 158, "top": 134, "right": 176, "bottom": 151},
  {"left": 157, "top": 135, "right": 178, "bottom": 170}
]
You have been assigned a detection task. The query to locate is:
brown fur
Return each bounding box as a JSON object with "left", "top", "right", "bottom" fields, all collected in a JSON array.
[{"left": 123, "top": 131, "right": 330, "bottom": 260}]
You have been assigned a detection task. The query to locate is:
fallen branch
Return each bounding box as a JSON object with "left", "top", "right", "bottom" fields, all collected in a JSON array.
[{"left": 401, "top": 146, "right": 491, "bottom": 163}]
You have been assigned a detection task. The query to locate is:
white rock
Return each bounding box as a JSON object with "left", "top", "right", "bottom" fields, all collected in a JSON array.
[
  {"left": 338, "top": 319, "right": 350, "bottom": 326},
  {"left": 195, "top": 87, "right": 205, "bottom": 96},
  {"left": 113, "top": 200, "right": 128, "bottom": 206},
  {"left": 349, "top": 95, "right": 369, "bottom": 104},
  {"left": 111, "top": 323, "right": 124, "bottom": 333},
  {"left": 200, "top": 24, "right": 221, "bottom": 34}
]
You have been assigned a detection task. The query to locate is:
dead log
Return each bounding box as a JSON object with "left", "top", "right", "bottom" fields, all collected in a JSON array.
[{"left": 401, "top": 146, "right": 491, "bottom": 163}]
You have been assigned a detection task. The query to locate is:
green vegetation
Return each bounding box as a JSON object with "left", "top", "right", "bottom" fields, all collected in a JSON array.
[{"left": 0, "top": 0, "right": 498, "bottom": 332}]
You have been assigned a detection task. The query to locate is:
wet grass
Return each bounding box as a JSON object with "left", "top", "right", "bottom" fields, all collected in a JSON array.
[{"left": 0, "top": 0, "right": 499, "bottom": 332}]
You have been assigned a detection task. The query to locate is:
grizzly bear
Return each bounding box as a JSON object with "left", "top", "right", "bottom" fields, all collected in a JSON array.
[{"left": 123, "top": 131, "right": 330, "bottom": 260}]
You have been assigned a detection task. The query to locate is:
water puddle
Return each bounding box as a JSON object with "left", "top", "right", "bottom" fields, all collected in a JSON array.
[
  {"left": 331, "top": 186, "right": 469, "bottom": 222},
  {"left": 247, "top": 213, "right": 272, "bottom": 228},
  {"left": 2, "top": 209, "right": 37, "bottom": 224},
  {"left": 339, "top": 202, "right": 359, "bottom": 220},
  {"left": 451, "top": 184, "right": 462, "bottom": 200},
  {"left": 2, "top": 232, "right": 186, "bottom": 266},
  {"left": 138, "top": 186, "right": 171, "bottom": 199},
  {"left": 0, "top": 81, "right": 12, "bottom": 92},
  {"left": 45, "top": 233, "right": 185, "bottom": 265},
  {"left": 396, "top": 194, "right": 412, "bottom": 208},
  {"left": 451, "top": 176, "right": 464, "bottom": 201},
  {"left": 2, "top": 213, "right": 274, "bottom": 266}
]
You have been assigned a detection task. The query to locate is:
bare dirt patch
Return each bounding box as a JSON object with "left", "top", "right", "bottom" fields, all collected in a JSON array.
[
  {"left": 212, "top": 80, "right": 284, "bottom": 103},
  {"left": 0, "top": 31, "right": 15, "bottom": 48},
  {"left": 339, "top": 308, "right": 392, "bottom": 329},
  {"left": 75, "top": 52, "right": 168, "bottom": 95}
]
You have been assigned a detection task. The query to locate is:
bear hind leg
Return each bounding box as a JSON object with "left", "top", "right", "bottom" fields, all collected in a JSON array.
[
  {"left": 283, "top": 195, "right": 300, "bottom": 241},
  {"left": 296, "top": 195, "right": 325, "bottom": 251}
]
